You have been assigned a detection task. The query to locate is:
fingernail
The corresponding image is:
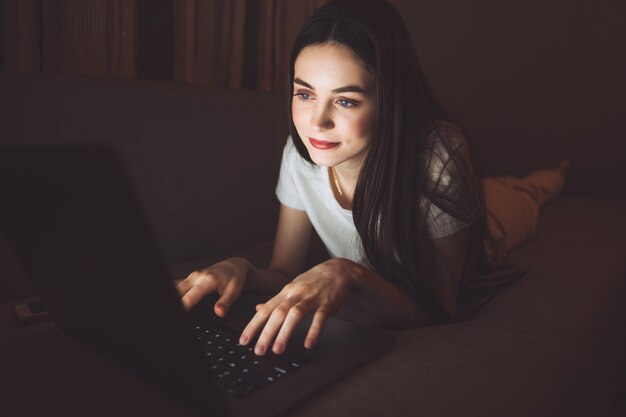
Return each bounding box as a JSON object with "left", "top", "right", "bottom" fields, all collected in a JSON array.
[
  {"left": 305, "top": 337, "right": 316, "bottom": 349},
  {"left": 255, "top": 343, "right": 266, "bottom": 355},
  {"left": 214, "top": 305, "right": 227, "bottom": 318},
  {"left": 239, "top": 334, "right": 249, "bottom": 345},
  {"left": 273, "top": 341, "right": 284, "bottom": 354}
]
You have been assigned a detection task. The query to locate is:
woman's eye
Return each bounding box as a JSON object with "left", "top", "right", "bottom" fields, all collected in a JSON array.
[
  {"left": 294, "top": 93, "right": 311, "bottom": 101},
  {"left": 337, "top": 99, "right": 357, "bottom": 108}
]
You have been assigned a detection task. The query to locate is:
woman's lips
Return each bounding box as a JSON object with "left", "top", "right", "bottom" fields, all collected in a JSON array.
[{"left": 309, "top": 137, "right": 340, "bottom": 150}]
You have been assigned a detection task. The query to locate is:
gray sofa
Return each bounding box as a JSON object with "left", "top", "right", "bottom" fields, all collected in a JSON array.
[{"left": 1, "top": 72, "right": 625, "bottom": 417}]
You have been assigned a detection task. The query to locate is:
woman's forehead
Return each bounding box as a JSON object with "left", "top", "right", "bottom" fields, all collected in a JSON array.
[{"left": 294, "top": 43, "right": 373, "bottom": 91}]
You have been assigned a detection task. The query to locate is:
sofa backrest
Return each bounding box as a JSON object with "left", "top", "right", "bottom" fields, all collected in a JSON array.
[{"left": 0, "top": 72, "right": 289, "bottom": 267}]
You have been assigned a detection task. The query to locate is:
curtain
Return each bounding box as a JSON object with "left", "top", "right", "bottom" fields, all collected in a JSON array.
[
  {"left": 4, "top": 0, "right": 41, "bottom": 72},
  {"left": 174, "top": 0, "right": 247, "bottom": 88},
  {"left": 3, "top": 0, "right": 328, "bottom": 90},
  {"left": 174, "top": 0, "right": 328, "bottom": 90},
  {"left": 4, "top": 0, "right": 135, "bottom": 78}
]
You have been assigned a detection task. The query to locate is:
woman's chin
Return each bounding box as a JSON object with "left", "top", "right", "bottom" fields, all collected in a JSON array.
[
  {"left": 306, "top": 148, "right": 339, "bottom": 167},
  {"left": 309, "top": 154, "right": 338, "bottom": 167}
]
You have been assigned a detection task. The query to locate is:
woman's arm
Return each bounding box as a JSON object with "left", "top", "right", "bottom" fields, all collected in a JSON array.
[
  {"left": 239, "top": 225, "right": 470, "bottom": 355},
  {"left": 177, "top": 204, "right": 313, "bottom": 314},
  {"left": 353, "top": 226, "right": 470, "bottom": 325},
  {"left": 422, "top": 227, "right": 470, "bottom": 320},
  {"left": 239, "top": 256, "right": 432, "bottom": 356},
  {"left": 340, "top": 259, "right": 431, "bottom": 329},
  {"left": 244, "top": 204, "right": 314, "bottom": 293}
]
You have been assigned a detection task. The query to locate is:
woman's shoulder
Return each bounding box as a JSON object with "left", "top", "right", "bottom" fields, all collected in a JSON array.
[
  {"left": 282, "top": 135, "right": 304, "bottom": 165},
  {"left": 282, "top": 135, "right": 298, "bottom": 157}
]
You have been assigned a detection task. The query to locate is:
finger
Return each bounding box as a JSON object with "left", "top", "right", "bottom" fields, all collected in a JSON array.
[
  {"left": 180, "top": 281, "right": 217, "bottom": 311},
  {"left": 255, "top": 303, "right": 265, "bottom": 312},
  {"left": 255, "top": 299, "right": 299, "bottom": 356},
  {"left": 175, "top": 278, "right": 193, "bottom": 296},
  {"left": 304, "top": 307, "right": 329, "bottom": 349},
  {"left": 214, "top": 278, "right": 243, "bottom": 317},
  {"left": 272, "top": 300, "right": 313, "bottom": 354},
  {"left": 239, "top": 296, "right": 283, "bottom": 347}
]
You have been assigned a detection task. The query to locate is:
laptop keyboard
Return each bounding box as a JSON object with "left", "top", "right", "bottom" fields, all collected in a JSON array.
[{"left": 191, "top": 318, "right": 313, "bottom": 398}]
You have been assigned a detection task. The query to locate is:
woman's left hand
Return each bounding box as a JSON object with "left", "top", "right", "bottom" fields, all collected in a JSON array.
[{"left": 238, "top": 258, "right": 358, "bottom": 355}]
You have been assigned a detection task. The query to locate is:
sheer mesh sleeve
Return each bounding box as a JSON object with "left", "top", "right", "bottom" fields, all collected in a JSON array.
[
  {"left": 421, "top": 123, "right": 473, "bottom": 238},
  {"left": 418, "top": 123, "right": 480, "bottom": 319}
]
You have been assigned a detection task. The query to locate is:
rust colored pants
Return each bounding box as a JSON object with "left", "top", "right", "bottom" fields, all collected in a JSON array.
[{"left": 484, "top": 167, "right": 566, "bottom": 261}]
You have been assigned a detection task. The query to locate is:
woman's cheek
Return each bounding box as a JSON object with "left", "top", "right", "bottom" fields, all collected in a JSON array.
[
  {"left": 345, "top": 111, "right": 374, "bottom": 141},
  {"left": 354, "top": 114, "right": 372, "bottom": 138}
]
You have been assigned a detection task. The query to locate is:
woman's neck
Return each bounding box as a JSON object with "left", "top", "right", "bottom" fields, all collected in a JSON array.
[{"left": 331, "top": 162, "right": 362, "bottom": 210}]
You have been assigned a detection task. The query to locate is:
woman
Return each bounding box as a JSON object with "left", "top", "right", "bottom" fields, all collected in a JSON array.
[{"left": 176, "top": 0, "right": 567, "bottom": 356}]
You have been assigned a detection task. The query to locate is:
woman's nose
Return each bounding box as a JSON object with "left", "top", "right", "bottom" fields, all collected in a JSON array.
[{"left": 311, "top": 104, "right": 334, "bottom": 131}]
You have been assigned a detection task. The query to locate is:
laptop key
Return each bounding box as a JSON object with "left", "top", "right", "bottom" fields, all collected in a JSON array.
[
  {"left": 241, "top": 368, "right": 273, "bottom": 387},
  {"left": 191, "top": 317, "right": 316, "bottom": 398},
  {"left": 273, "top": 366, "right": 289, "bottom": 375}
]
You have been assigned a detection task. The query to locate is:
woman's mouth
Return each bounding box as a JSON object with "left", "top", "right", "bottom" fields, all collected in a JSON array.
[{"left": 309, "top": 137, "right": 340, "bottom": 150}]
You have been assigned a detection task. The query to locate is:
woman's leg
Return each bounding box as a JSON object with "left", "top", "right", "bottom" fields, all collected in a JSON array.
[
  {"left": 483, "top": 161, "right": 570, "bottom": 262},
  {"left": 509, "top": 161, "right": 571, "bottom": 207}
]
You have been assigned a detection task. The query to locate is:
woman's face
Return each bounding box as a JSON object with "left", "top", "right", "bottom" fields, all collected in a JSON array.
[{"left": 292, "top": 43, "right": 376, "bottom": 169}]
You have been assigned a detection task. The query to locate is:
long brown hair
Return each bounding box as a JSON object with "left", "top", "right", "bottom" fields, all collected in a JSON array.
[{"left": 287, "top": 0, "right": 491, "bottom": 322}]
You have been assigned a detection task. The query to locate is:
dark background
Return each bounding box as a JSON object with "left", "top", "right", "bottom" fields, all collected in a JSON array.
[{"left": 1, "top": 0, "right": 625, "bottom": 193}]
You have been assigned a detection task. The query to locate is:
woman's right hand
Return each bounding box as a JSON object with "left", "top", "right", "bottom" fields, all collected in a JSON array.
[{"left": 176, "top": 257, "right": 250, "bottom": 316}]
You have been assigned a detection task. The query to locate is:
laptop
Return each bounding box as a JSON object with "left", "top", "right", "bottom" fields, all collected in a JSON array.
[{"left": 0, "top": 145, "right": 394, "bottom": 417}]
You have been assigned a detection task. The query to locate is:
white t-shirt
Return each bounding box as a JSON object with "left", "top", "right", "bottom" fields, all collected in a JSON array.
[{"left": 275, "top": 122, "right": 470, "bottom": 268}]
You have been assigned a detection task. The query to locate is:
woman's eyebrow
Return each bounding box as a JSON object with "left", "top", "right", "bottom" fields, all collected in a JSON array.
[
  {"left": 294, "top": 78, "right": 314, "bottom": 89},
  {"left": 294, "top": 77, "right": 368, "bottom": 94}
]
